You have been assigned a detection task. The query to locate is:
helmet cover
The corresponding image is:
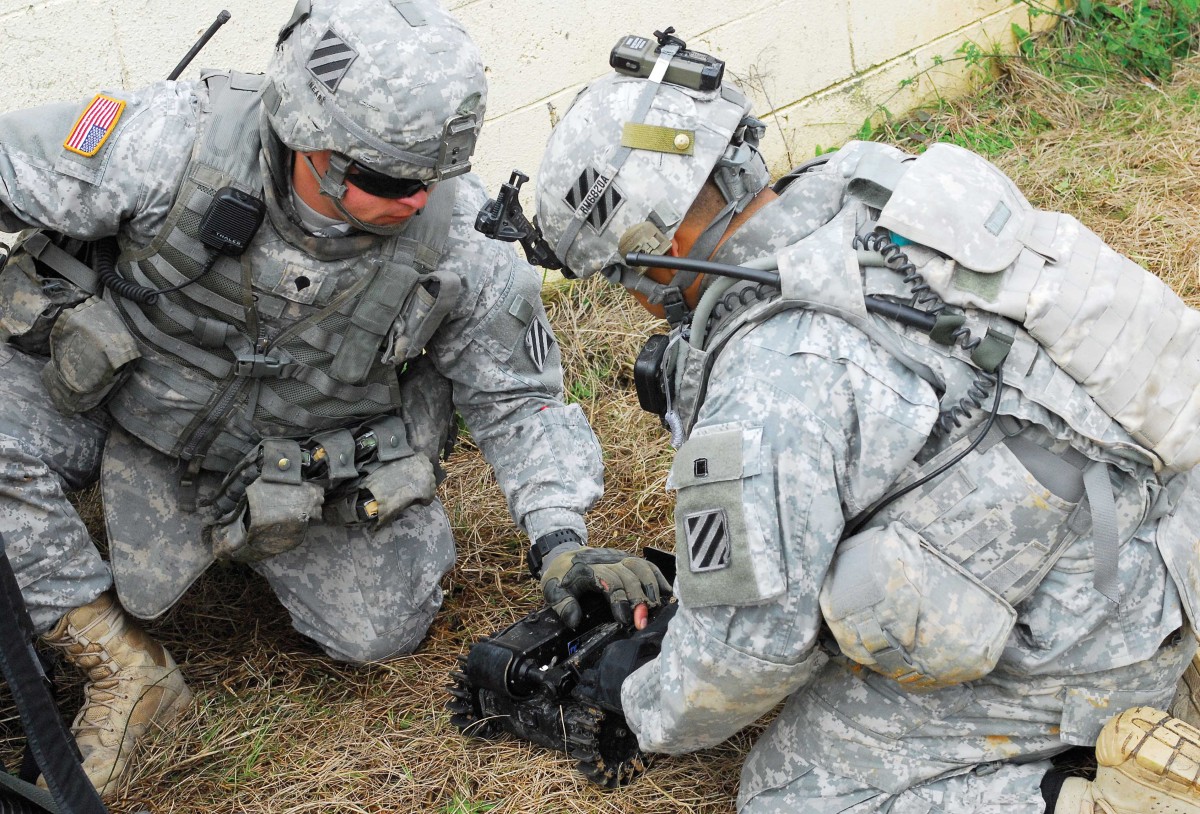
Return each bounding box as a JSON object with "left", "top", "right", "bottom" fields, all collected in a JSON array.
[
  {"left": 266, "top": 0, "right": 487, "bottom": 182},
  {"left": 535, "top": 72, "right": 758, "bottom": 278}
]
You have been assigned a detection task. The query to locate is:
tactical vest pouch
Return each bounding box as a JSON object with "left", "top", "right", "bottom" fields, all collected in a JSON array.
[
  {"left": 41, "top": 295, "right": 140, "bottom": 415},
  {"left": 396, "top": 354, "right": 456, "bottom": 466},
  {"left": 820, "top": 521, "right": 1016, "bottom": 691},
  {"left": 0, "top": 239, "right": 89, "bottom": 355},
  {"left": 210, "top": 439, "right": 324, "bottom": 562},
  {"left": 356, "top": 415, "right": 436, "bottom": 527},
  {"left": 385, "top": 272, "right": 462, "bottom": 365},
  {"left": 668, "top": 338, "right": 711, "bottom": 438},
  {"left": 331, "top": 262, "right": 420, "bottom": 385}
]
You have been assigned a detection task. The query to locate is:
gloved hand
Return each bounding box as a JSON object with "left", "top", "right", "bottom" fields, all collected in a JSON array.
[
  {"left": 540, "top": 544, "right": 671, "bottom": 629},
  {"left": 577, "top": 601, "right": 678, "bottom": 712}
]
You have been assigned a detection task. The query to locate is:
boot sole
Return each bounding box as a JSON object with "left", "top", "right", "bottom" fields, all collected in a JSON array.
[{"left": 1096, "top": 706, "right": 1200, "bottom": 798}]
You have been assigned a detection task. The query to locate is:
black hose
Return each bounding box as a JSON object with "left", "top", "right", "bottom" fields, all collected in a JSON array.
[{"left": 622, "top": 252, "right": 937, "bottom": 330}]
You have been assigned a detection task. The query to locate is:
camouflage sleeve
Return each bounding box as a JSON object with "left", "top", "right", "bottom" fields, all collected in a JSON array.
[
  {"left": 622, "top": 311, "right": 939, "bottom": 754},
  {"left": 0, "top": 82, "right": 200, "bottom": 245},
  {"left": 426, "top": 174, "right": 603, "bottom": 542}
]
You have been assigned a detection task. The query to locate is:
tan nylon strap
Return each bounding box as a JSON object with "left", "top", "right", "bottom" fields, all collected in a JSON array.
[{"left": 620, "top": 122, "right": 696, "bottom": 155}]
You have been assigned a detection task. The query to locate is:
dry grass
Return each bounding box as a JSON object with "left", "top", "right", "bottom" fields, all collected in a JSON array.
[{"left": 4, "top": 54, "right": 1200, "bottom": 814}]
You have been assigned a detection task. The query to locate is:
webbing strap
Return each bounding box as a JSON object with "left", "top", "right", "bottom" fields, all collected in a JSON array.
[
  {"left": 254, "top": 387, "right": 340, "bottom": 431},
  {"left": 284, "top": 358, "right": 394, "bottom": 405},
  {"left": 1002, "top": 431, "right": 1087, "bottom": 502},
  {"left": 0, "top": 540, "right": 107, "bottom": 814},
  {"left": 857, "top": 618, "right": 920, "bottom": 683},
  {"left": 116, "top": 294, "right": 233, "bottom": 379},
  {"left": 0, "top": 771, "right": 55, "bottom": 813},
  {"left": 602, "top": 264, "right": 671, "bottom": 303},
  {"left": 1085, "top": 462, "right": 1122, "bottom": 605},
  {"left": 20, "top": 233, "right": 98, "bottom": 295}
]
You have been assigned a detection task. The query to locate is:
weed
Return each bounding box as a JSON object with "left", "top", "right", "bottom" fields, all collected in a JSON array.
[
  {"left": 441, "top": 795, "right": 497, "bottom": 814},
  {"left": 874, "top": 0, "right": 1200, "bottom": 152},
  {"left": 1018, "top": 0, "right": 1200, "bottom": 84}
]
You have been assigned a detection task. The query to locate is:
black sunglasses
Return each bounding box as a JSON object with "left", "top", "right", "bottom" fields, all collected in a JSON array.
[{"left": 344, "top": 161, "right": 430, "bottom": 199}]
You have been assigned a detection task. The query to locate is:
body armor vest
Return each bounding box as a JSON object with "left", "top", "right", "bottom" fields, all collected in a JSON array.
[{"left": 103, "top": 71, "right": 459, "bottom": 473}]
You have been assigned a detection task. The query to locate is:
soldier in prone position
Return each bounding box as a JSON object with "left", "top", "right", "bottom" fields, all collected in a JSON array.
[
  {"left": 524, "top": 28, "right": 1200, "bottom": 814},
  {"left": 0, "top": 0, "right": 667, "bottom": 798}
]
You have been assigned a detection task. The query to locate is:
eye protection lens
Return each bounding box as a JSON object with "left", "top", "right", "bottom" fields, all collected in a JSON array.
[{"left": 344, "top": 161, "right": 430, "bottom": 199}]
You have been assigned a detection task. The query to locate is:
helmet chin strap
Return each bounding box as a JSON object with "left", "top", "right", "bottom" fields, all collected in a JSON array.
[{"left": 298, "top": 152, "right": 410, "bottom": 237}]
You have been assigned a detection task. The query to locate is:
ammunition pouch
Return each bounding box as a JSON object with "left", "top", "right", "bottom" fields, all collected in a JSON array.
[
  {"left": 820, "top": 521, "right": 1016, "bottom": 691},
  {"left": 359, "top": 455, "right": 437, "bottom": 526},
  {"left": 210, "top": 439, "right": 324, "bottom": 562},
  {"left": 324, "top": 415, "right": 438, "bottom": 527},
  {"left": 209, "top": 413, "right": 438, "bottom": 552},
  {"left": 41, "top": 295, "right": 140, "bottom": 415}
]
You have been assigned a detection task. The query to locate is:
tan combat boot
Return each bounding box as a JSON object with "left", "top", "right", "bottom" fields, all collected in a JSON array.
[
  {"left": 1172, "top": 651, "right": 1200, "bottom": 729},
  {"left": 41, "top": 592, "right": 192, "bottom": 798},
  {"left": 1056, "top": 706, "right": 1200, "bottom": 813}
]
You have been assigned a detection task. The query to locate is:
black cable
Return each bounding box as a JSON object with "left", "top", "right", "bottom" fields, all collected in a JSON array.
[
  {"left": 622, "top": 252, "right": 938, "bottom": 330},
  {"left": 624, "top": 252, "right": 778, "bottom": 285},
  {"left": 852, "top": 230, "right": 1000, "bottom": 435},
  {"left": 845, "top": 366, "right": 1004, "bottom": 537},
  {"left": 95, "top": 237, "right": 219, "bottom": 305}
]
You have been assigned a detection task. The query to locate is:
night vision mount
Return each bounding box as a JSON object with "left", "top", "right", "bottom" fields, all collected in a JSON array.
[{"left": 474, "top": 170, "right": 564, "bottom": 271}]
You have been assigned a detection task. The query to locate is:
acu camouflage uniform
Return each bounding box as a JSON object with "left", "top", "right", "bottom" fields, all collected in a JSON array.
[
  {"left": 616, "top": 141, "right": 1198, "bottom": 812},
  {"left": 0, "top": 70, "right": 601, "bottom": 661}
]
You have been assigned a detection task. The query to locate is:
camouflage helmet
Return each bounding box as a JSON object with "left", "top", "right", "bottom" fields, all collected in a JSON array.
[
  {"left": 535, "top": 70, "right": 769, "bottom": 281},
  {"left": 265, "top": 0, "right": 486, "bottom": 183}
]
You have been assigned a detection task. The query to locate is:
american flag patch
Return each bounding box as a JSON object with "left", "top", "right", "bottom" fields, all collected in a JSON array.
[
  {"left": 525, "top": 317, "right": 553, "bottom": 373},
  {"left": 685, "top": 509, "right": 731, "bottom": 573},
  {"left": 307, "top": 28, "right": 358, "bottom": 92},
  {"left": 564, "top": 167, "right": 623, "bottom": 233},
  {"left": 63, "top": 94, "right": 126, "bottom": 157}
]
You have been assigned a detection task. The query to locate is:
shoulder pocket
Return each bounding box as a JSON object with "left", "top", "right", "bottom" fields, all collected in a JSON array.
[{"left": 669, "top": 424, "right": 784, "bottom": 608}]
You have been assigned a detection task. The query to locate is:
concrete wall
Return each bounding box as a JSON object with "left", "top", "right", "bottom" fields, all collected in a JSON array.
[{"left": 0, "top": 0, "right": 1055, "bottom": 195}]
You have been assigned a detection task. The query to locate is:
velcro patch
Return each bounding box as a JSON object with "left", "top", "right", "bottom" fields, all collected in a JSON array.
[
  {"left": 565, "top": 167, "right": 623, "bottom": 233},
  {"left": 307, "top": 28, "right": 358, "bottom": 92},
  {"left": 63, "top": 94, "right": 126, "bottom": 157},
  {"left": 525, "top": 317, "right": 553, "bottom": 373},
  {"left": 685, "top": 508, "right": 730, "bottom": 572}
]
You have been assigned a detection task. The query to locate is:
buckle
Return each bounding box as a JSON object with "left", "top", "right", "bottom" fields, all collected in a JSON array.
[
  {"left": 435, "top": 113, "right": 479, "bottom": 179},
  {"left": 234, "top": 351, "right": 283, "bottom": 379},
  {"left": 660, "top": 287, "right": 688, "bottom": 326}
]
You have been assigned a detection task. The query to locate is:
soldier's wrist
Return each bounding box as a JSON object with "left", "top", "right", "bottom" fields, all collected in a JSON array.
[{"left": 528, "top": 529, "right": 583, "bottom": 577}]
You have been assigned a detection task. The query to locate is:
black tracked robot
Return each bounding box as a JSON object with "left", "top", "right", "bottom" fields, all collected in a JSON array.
[{"left": 447, "top": 548, "right": 675, "bottom": 788}]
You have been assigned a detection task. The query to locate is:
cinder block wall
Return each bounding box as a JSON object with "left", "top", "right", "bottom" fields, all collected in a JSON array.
[{"left": 0, "top": 0, "right": 1054, "bottom": 197}]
